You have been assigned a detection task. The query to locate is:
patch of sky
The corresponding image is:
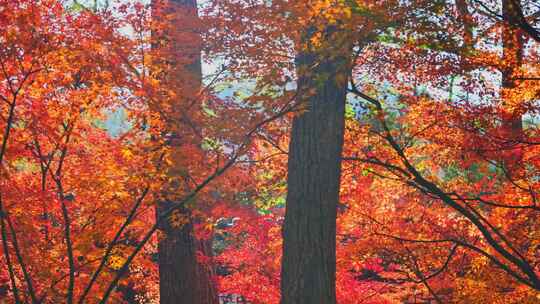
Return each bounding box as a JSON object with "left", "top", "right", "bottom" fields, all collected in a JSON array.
[{"left": 103, "top": 107, "right": 132, "bottom": 137}]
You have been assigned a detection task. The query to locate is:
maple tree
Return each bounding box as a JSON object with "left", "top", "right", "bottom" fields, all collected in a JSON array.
[
  {"left": 340, "top": 0, "right": 540, "bottom": 302},
  {"left": 0, "top": 0, "right": 260, "bottom": 302},
  {"left": 1, "top": 0, "right": 540, "bottom": 303},
  {"left": 207, "top": 0, "right": 540, "bottom": 303}
]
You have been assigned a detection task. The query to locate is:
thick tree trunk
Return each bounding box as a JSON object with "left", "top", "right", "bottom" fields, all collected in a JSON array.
[
  {"left": 153, "top": 1, "right": 218, "bottom": 303},
  {"left": 280, "top": 27, "right": 350, "bottom": 304}
]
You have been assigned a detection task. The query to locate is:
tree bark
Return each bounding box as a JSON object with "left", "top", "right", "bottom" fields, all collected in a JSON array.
[
  {"left": 280, "top": 26, "right": 351, "bottom": 304},
  {"left": 157, "top": 205, "right": 217, "bottom": 304},
  {"left": 153, "top": 1, "right": 218, "bottom": 303}
]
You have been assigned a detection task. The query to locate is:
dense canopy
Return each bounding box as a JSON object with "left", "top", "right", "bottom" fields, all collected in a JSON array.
[{"left": 0, "top": 0, "right": 539, "bottom": 303}]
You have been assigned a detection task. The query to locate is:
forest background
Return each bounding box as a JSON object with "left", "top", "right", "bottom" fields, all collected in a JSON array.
[{"left": 0, "top": 0, "right": 540, "bottom": 303}]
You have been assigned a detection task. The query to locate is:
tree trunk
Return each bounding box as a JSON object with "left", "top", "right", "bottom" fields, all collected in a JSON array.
[
  {"left": 157, "top": 205, "right": 217, "bottom": 304},
  {"left": 501, "top": 0, "right": 524, "bottom": 171},
  {"left": 280, "top": 26, "right": 351, "bottom": 304},
  {"left": 153, "top": 0, "right": 218, "bottom": 303}
]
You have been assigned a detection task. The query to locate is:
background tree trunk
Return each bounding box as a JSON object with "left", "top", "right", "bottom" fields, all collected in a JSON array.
[
  {"left": 157, "top": 205, "right": 217, "bottom": 304},
  {"left": 501, "top": 0, "right": 525, "bottom": 170},
  {"left": 280, "top": 26, "right": 351, "bottom": 304},
  {"left": 153, "top": 1, "right": 218, "bottom": 303}
]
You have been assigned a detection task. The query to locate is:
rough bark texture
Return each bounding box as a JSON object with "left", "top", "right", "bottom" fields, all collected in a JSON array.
[
  {"left": 153, "top": 0, "right": 218, "bottom": 303},
  {"left": 157, "top": 205, "right": 217, "bottom": 304},
  {"left": 280, "top": 27, "right": 350, "bottom": 304}
]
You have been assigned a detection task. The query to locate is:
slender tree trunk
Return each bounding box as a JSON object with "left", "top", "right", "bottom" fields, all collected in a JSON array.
[
  {"left": 153, "top": 1, "right": 218, "bottom": 303},
  {"left": 280, "top": 26, "right": 351, "bottom": 304}
]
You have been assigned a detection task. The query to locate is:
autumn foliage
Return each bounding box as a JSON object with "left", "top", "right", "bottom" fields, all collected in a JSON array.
[{"left": 1, "top": 0, "right": 540, "bottom": 303}]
